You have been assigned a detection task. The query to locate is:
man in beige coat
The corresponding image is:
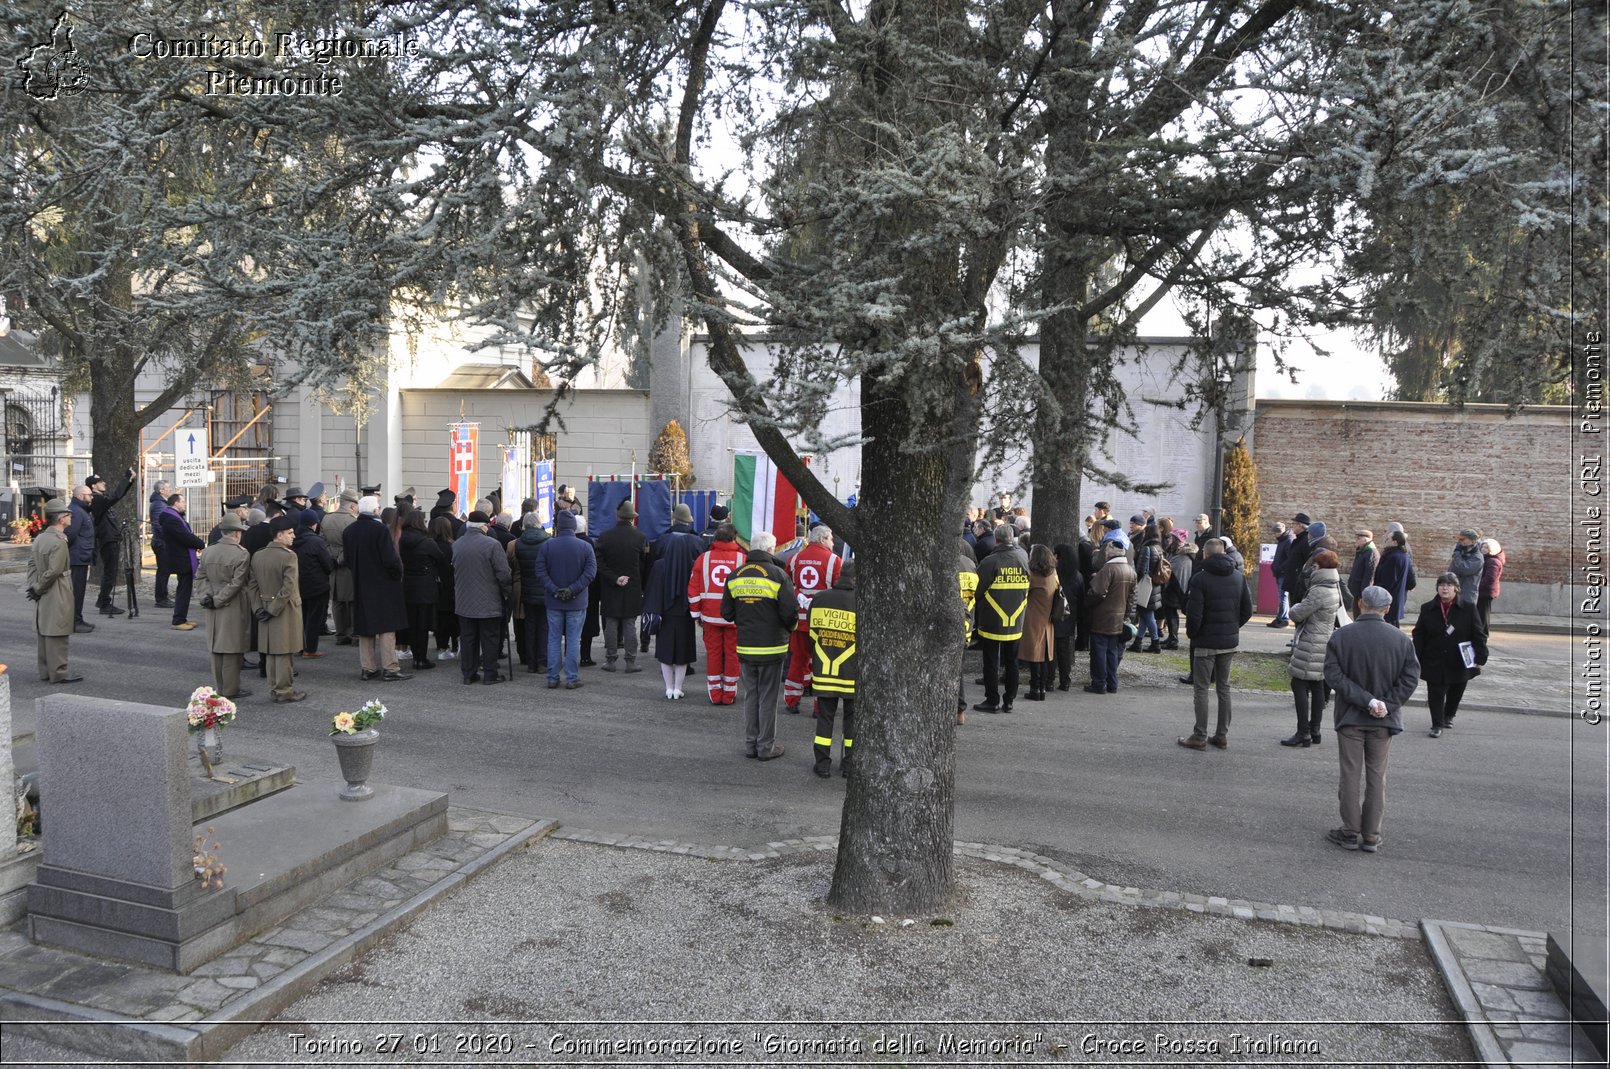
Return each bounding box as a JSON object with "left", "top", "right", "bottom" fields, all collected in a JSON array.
[
  {"left": 320, "top": 489, "right": 360, "bottom": 645},
  {"left": 251, "top": 515, "right": 305, "bottom": 703},
  {"left": 27, "top": 499, "right": 80, "bottom": 684},
  {"left": 199, "top": 513, "right": 256, "bottom": 700}
]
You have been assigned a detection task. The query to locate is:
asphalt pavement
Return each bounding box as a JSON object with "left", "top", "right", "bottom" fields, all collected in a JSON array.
[{"left": 4, "top": 583, "right": 1603, "bottom": 940}]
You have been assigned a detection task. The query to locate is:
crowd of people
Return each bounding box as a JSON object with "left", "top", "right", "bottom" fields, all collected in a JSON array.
[{"left": 24, "top": 479, "right": 1511, "bottom": 848}]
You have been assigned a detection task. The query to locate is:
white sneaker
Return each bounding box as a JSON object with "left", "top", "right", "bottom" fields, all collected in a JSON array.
[
  {"left": 672, "top": 689, "right": 684, "bottom": 700},
  {"left": 665, "top": 689, "right": 675, "bottom": 700}
]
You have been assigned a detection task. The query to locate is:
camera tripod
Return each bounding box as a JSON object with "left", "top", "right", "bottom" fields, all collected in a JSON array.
[{"left": 120, "top": 525, "right": 142, "bottom": 618}]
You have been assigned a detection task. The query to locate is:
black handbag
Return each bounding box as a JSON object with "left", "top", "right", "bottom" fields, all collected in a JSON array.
[{"left": 1049, "top": 586, "right": 1069, "bottom": 624}]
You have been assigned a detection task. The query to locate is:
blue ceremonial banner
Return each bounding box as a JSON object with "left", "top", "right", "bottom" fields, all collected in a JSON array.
[{"left": 535, "top": 460, "right": 555, "bottom": 530}]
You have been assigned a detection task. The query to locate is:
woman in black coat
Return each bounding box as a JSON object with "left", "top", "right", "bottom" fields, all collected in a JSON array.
[
  {"left": 292, "top": 516, "right": 335, "bottom": 655},
  {"left": 1410, "top": 571, "right": 1488, "bottom": 737},
  {"left": 399, "top": 509, "right": 448, "bottom": 668},
  {"left": 428, "top": 516, "right": 460, "bottom": 660}
]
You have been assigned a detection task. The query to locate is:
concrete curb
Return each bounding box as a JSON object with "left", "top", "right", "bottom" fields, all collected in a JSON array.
[
  {"left": 552, "top": 828, "right": 1423, "bottom": 939},
  {"left": 0, "top": 816, "right": 558, "bottom": 1063},
  {"left": 1423, "top": 919, "right": 1511, "bottom": 1068}
]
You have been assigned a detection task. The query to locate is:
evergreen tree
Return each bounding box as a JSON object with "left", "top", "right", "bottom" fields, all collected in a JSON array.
[
  {"left": 649, "top": 420, "right": 696, "bottom": 488},
  {"left": 1220, "top": 438, "right": 1260, "bottom": 578}
]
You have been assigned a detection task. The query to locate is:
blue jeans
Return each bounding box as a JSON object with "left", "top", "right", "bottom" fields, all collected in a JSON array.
[
  {"left": 1090, "top": 632, "right": 1123, "bottom": 689},
  {"left": 1274, "top": 578, "right": 1289, "bottom": 622},
  {"left": 1137, "top": 607, "right": 1158, "bottom": 642},
  {"left": 546, "top": 607, "right": 584, "bottom": 683}
]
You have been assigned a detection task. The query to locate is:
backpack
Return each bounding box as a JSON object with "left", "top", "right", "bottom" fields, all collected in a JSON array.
[{"left": 1150, "top": 551, "right": 1172, "bottom": 587}]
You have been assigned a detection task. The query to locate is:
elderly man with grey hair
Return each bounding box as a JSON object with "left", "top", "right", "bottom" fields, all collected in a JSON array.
[{"left": 1322, "top": 584, "right": 1421, "bottom": 853}]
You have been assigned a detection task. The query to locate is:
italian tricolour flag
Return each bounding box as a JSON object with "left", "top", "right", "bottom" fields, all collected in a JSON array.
[{"left": 732, "top": 451, "right": 799, "bottom": 545}]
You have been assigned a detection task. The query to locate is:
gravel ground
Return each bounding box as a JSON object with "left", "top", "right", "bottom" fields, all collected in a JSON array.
[{"left": 208, "top": 838, "right": 1471, "bottom": 1067}]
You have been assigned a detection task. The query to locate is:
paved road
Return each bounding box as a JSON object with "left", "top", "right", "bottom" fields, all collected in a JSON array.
[{"left": 5, "top": 588, "right": 1604, "bottom": 937}]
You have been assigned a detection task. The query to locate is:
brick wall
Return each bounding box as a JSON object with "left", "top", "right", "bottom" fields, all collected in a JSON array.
[{"left": 1252, "top": 400, "right": 1571, "bottom": 590}]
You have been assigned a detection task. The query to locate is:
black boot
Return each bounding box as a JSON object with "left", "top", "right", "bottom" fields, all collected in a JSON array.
[
  {"left": 1145, "top": 640, "right": 1162, "bottom": 653},
  {"left": 1127, "top": 636, "right": 1143, "bottom": 653}
]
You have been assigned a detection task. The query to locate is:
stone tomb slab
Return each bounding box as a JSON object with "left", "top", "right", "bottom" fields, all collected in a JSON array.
[
  {"left": 29, "top": 781, "right": 446, "bottom": 973},
  {"left": 1547, "top": 932, "right": 1608, "bottom": 1060},
  {"left": 26, "top": 694, "right": 443, "bottom": 972}
]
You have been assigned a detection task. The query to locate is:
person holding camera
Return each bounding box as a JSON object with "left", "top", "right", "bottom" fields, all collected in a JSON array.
[
  {"left": 87, "top": 467, "right": 135, "bottom": 616},
  {"left": 250, "top": 515, "right": 305, "bottom": 703}
]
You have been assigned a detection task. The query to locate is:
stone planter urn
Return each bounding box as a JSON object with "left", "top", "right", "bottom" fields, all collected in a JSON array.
[{"left": 332, "top": 729, "right": 379, "bottom": 801}]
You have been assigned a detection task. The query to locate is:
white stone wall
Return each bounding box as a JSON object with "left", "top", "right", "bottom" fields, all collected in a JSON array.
[
  {"left": 397, "top": 389, "right": 653, "bottom": 502},
  {"left": 683, "top": 335, "right": 1240, "bottom": 520}
]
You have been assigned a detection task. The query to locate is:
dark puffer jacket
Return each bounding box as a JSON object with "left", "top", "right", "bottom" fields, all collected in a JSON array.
[{"left": 1184, "top": 552, "right": 1253, "bottom": 650}]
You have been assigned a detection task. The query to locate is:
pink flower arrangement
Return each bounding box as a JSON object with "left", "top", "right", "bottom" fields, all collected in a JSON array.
[{"left": 186, "top": 686, "right": 238, "bottom": 733}]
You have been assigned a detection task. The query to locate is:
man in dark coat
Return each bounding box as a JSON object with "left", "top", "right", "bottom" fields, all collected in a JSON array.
[
  {"left": 1348, "top": 528, "right": 1380, "bottom": 607},
  {"left": 1282, "top": 513, "right": 1313, "bottom": 608},
  {"left": 596, "top": 499, "right": 650, "bottom": 672},
  {"left": 1179, "top": 538, "right": 1253, "bottom": 751},
  {"left": 67, "top": 484, "right": 97, "bottom": 633},
  {"left": 1267, "top": 521, "right": 1294, "bottom": 627},
  {"left": 343, "top": 495, "right": 411, "bottom": 681},
  {"left": 88, "top": 468, "right": 135, "bottom": 616},
  {"left": 148, "top": 480, "right": 172, "bottom": 607},
  {"left": 1324, "top": 585, "right": 1421, "bottom": 852},
  {"left": 156, "top": 492, "right": 208, "bottom": 629},
  {"left": 453, "top": 510, "right": 513, "bottom": 685}
]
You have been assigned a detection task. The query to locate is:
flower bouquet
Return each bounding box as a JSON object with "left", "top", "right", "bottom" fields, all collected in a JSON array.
[
  {"left": 330, "top": 698, "right": 386, "bottom": 736},
  {"left": 187, "top": 686, "right": 236, "bottom": 773},
  {"left": 186, "top": 686, "right": 237, "bottom": 733}
]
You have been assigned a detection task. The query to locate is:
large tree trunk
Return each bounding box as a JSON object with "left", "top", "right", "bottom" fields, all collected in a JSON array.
[
  {"left": 828, "top": 370, "right": 971, "bottom": 914},
  {"left": 1030, "top": 0, "right": 1103, "bottom": 553},
  {"left": 86, "top": 267, "right": 144, "bottom": 550}
]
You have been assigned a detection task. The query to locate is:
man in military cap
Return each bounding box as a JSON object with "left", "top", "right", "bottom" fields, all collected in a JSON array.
[
  {"left": 321, "top": 487, "right": 362, "bottom": 644},
  {"left": 251, "top": 514, "right": 306, "bottom": 703},
  {"left": 209, "top": 495, "right": 253, "bottom": 545},
  {"left": 28, "top": 499, "right": 81, "bottom": 683},
  {"left": 199, "top": 513, "right": 255, "bottom": 699},
  {"left": 359, "top": 483, "right": 382, "bottom": 499},
  {"left": 305, "top": 482, "right": 327, "bottom": 526}
]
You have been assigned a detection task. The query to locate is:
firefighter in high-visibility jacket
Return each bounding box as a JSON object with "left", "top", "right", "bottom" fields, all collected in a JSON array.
[
  {"left": 784, "top": 524, "right": 842, "bottom": 711},
  {"left": 958, "top": 542, "right": 978, "bottom": 724},
  {"left": 721, "top": 532, "right": 797, "bottom": 761},
  {"left": 972, "top": 524, "right": 1030, "bottom": 713},
  {"left": 687, "top": 523, "right": 746, "bottom": 705},
  {"left": 807, "top": 559, "right": 857, "bottom": 778}
]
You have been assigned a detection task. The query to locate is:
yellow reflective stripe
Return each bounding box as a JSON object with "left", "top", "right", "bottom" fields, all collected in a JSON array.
[
  {"left": 983, "top": 589, "right": 1027, "bottom": 629},
  {"left": 842, "top": 738, "right": 853, "bottom": 747},
  {"left": 726, "top": 575, "right": 781, "bottom": 598},
  {"left": 737, "top": 642, "right": 789, "bottom": 656},
  {"left": 813, "top": 678, "right": 855, "bottom": 694},
  {"left": 812, "top": 638, "right": 854, "bottom": 675},
  {"left": 977, "top": 627, "right": 1022, "bottom": 641},
  {"left": 813, "top": 735, "right": 833, "bottom": 746}
]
